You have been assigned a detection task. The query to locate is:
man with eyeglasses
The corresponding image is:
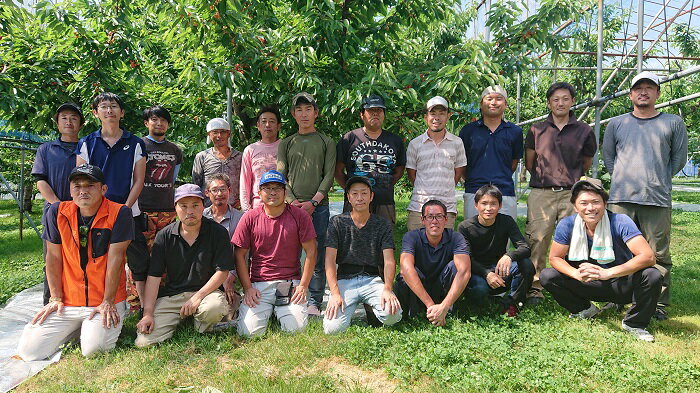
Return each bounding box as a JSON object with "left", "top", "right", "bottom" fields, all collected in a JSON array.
[
  {"left": 76, "top": 92, "right": 148, "bottom": 311},
  {"left": 192, "top": 118, "right": 243, "bottom": 209},
  {"left": 394, "top": 200, "right": 472, "bottom": 326},
  {"left": 233, "top": 170, "right": 317, "bottom": 337},
  {"left": 18, "top": 164, "right": 134, "bottom": 360}
]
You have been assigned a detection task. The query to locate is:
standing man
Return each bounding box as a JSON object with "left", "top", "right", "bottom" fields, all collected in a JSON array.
[
  {"left": 394, "top": 200, "right": 471, "bottom": 326},
  {"left": 203, "top": 173, "right": 244, "bottom": 239},
  {"left": 323, "top": 176, "right": 402, "bottom": 334},
  {"left": 277, "top": 92, "right": 336, "bottom": 317},
  {"left": 541, "top": 177, "right": 661, "bottom": 342},
  {"left": 233, "top": 170, "right": 317, "bottom": 337},
  {"left": 603, "top": 72, "right": 688, "bottom": 320},
  {"left": 192, "top": 118, "right": 243, "bottom": 209},
  {"left": 458, "top": 185, "right": 533, "bottom": 317},
  {"left": 76, "top": 92, "right": 149, "bottom": 309},
  {"left": 335, "top": 95, "right": 406, "bottom": 224},
  {"left": 406, "top": 96, "right": 467, "bottom": 230},
  {"left": 33, "top": 102, "right": 84, "bottom": 305},
  {"left": 135, "top": 184, "right": 232, "bottom": 347},
  {"left": 459, "top": 86, "right": 523, "bottom": 220},
  {"left": 18, "top": 165, "right": 134, "bottom": 360},
  {"left": 524, "top": 82, "right": 596, "bottom": 304},
  {"left": 240, "top": 106, "right": 282, "bottom": 212}
]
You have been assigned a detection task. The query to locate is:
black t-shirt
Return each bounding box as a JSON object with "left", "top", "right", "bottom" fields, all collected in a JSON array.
[
  {"left": 139, "top": 137, "right": 183, "bottom": 212},
  {"left": 336, "top": 128, "right": 406, "bottom": 206},
  {"left": 457, "top": 214, "right": 531, "bottom": 278},
  {"left": 326, "top": 212, "right": 394, "bottom": 279},
  {"left": 149, "top": 216, "right": 235, "bottom": 297}
]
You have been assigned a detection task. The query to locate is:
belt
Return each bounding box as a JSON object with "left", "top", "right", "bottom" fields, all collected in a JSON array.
[{"left": 534, "top": 186, "right": 572, "bottom": 192}]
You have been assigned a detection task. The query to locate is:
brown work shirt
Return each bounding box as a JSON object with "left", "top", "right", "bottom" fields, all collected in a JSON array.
[{"left": 525, "top": 111, "right": 596, "bottom": 188}]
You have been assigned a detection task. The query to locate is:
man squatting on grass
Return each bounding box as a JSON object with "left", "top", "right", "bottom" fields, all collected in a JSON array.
[
  {"left": 18, "top": 165, "right": 134, "bottom": 359},
  {"left": 541, "top": 177, "right": 662, "bottom": 342},
  {"left": 458, "top": 185, "right": 533, "bottom": 317},
  {"left": 135, "top": 184, "right": 232, "bottom": 347},
  {"left": 233, "top": 170, "right": 318, "bottom": 337},
  {"left": 323, "top": 176, "right": 402, "bottom": 334},
  {"left": 394, "top": 199, "right": 472, "bottom": 326}
]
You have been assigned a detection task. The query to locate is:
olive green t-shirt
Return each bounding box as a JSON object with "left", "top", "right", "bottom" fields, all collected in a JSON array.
[{"left": 277, "top": 131, "right": 336, "bottom": 205}]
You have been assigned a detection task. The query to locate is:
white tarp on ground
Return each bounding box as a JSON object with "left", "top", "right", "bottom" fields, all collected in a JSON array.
[{"left": 0, "top": 284, "right": 60, "bottom": 393}]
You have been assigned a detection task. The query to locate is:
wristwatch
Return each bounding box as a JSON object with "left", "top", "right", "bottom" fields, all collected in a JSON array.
[{"left": 310, "top": 200, "right": 319, "bottom": 207}]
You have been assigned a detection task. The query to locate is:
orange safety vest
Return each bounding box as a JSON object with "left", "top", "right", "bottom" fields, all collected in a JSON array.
[{"left": 55, "top": 198, "right": 128, "bottom": 307}]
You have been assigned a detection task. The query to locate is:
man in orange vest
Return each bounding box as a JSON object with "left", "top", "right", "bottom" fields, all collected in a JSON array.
[{"left": 17, "top": 164, "right": 134, "bottom": 360}]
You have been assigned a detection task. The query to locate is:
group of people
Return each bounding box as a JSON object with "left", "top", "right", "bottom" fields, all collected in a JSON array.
[{"left": 16, "top": 70, "right": 688, "bottom": 362}]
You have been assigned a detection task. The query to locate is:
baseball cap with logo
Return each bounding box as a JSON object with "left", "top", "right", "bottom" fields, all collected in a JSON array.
[
  {"left": 69, "top": 164, "right": 106, "bottom": 183},
  {"left": 361, "top": 95, "right": 386, "bottom": 110},
  {"left": 259, "top": 170, "right": 287, "bottom": 186},
  {"left": 426, "top": 96, "right": 449, "bottom": 111},
  {"left": 631, "top": 71, "right": 661, "bottom": 88},
  {"left": 174, "top": 184, "right": 205, "bottom": 204},
  {"left": 292, "top": 92, "right": 318, "bottom": 109}
]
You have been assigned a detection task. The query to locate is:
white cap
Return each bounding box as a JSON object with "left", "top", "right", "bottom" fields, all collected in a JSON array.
[
  {"left": 426, "top": 96, "right": 449, "bottom": 111},
  {"left": 206, "top": 118, "right": 230, "bottom": 144},
  {"left": 481, "top": 85, "right": 508, "bottom": 101},
  {"left": 631, "top": 71, "right": 660, "bottom": 88}
]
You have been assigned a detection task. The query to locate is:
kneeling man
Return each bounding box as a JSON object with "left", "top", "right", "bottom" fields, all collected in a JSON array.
[
  {"left": 458, "top": 185, "right": 533, "bottom": 317},
  {"left": 394, "top": 200, "right": 471, "bottom": 326},
  {"left": 18, "top": 164, "right": 133, "bottom": 360},
  {"left": 234, "top": 170, "right": 317, "bottom": 337},
  {"left": 541, "top": 177, "right": 661, "bottom": 342},
  {"left": 135, "top": 184, "right": 232, "bottom": 347},
  {"left": 324, "top": 176, "right": 402, "bottom": 334}
]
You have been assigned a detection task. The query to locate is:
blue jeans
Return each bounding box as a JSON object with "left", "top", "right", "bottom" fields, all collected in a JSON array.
[
  {"left": 394, "top": 260, "right": 458, "bottom": 319},
  {"left": 466, "top": 258, "right": 534, "bottom": 306},
  {"left": 323, "top": 275, "right": 402, "bottom": 334},
  {"left": 308, "top": 204, "right": 330, "bottom": 307}
]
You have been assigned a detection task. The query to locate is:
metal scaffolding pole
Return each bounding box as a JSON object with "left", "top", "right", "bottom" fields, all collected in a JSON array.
[
  {"left": 592, "top": 0, "right": 604, "bottom": 177},
  {"left": 595, "top": 92, "right": 700, "bottom": 126},
  {"left": 637, "top": 0, "right": 644, "bottom": 72}
]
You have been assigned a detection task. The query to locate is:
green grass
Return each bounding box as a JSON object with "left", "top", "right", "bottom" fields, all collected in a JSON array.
[
  {"left": 0, "top": 199, "right": 44, "bottom": 305},
  {"left": 673, "top": 176, "right": 700, "bottom": 185},
  {"left": 672, "top": 191, "right": 700, "bottom": 204},
  {"left": 8, "top": 198, "right": 700, "bottom": 392}
]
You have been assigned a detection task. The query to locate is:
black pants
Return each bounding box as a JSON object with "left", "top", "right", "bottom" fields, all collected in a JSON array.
[
  {"left": 540, "top": 266, "right": 662, "bottom": 328},
  {"left": 393, "top": 261, "right": 458, "bottom": 319},
  {"left": 126, "top": 214, "right": 150, "bottom": 281}
]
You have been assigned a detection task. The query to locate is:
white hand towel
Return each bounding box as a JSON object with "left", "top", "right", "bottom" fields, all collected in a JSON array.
[{"left": 568, "top": 212, "right": 615, "bottom": 264}]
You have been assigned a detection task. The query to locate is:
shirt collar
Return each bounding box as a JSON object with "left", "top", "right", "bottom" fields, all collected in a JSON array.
[
  {"left": 96, "top": 128, "right": 131, "bottom": 140},
  {"left": 419, "top": 131, "right": 458, "bottom": 144},
  {"left": 146, "top": 135, "right": 167, "bottom": 143},
  {"left": 172, "top": 216, "right": 210, "bottom": 238},
  {"left": 418, "top": 228, "right": 452, "bottom": 249},
  {"left": 545, "top": 111, "right": 577, "bottom": 127},
  {"left": 477, "top": 118, "right": 511, "bottom": 131}
]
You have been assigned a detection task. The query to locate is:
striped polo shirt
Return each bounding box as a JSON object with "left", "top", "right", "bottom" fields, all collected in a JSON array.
[{"left": 406, "top": 131, "right": 467, "bottom": 213}]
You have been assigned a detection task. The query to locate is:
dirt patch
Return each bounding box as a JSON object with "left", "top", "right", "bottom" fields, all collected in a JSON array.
[{"left": 295, "top": 356, "right": 399, "bottom": 392}]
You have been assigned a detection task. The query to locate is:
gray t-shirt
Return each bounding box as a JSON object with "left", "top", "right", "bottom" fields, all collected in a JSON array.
[
  {"left": 602, "top": 112, "right": 688, "bottom": 207},
  {"left": 326, "top": 212, "right": 394, "bottom": 279}
]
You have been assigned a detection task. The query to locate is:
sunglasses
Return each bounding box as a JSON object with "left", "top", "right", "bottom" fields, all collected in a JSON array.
[{"left": 79, "top": 225, "right": 89, "bottom": 247}]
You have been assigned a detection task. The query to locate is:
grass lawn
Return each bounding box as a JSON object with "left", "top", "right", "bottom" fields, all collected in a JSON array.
[
  {"left": 672, "top": 191, "right": 700, "bottom": 204},
  {"left": 672, "top": 177, "right": 700, "bottom": 185},
  {"left": 6, "top": 198, "right": 700, "bottom": 392}
]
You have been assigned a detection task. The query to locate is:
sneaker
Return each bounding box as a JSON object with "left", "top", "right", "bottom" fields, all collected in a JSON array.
[
  {"left": 210, "top": 320, "right": 237, "bottom": 332},
  {"left": 307, "top": 304, "right": 322, "bottom": 318},
  {"left": 569, "top": 303, "right": 601, "bottom": 319},
  {"left": 622, "top": 322, "right": 655, "bottom": 342},
  {"left": 501, "top": 304, "right": 519, "bottom": 318},
  {"left": 654, "top": 307, "right": 668, "bottom": 321}
]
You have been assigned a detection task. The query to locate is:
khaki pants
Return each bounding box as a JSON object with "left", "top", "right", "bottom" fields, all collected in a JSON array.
[
  {"left": 18, "top": 301, "right": 127, "bottom": 360},
  {"left": 134, "top": 290, "right": 227, "bottom": 347},
  {"left": 406, "top": 211, "right": 457, "bottom": 231},
  {"left": 608, "top": 202, "right": 672, "bottom": 307},
  {"left": 525, "top": 188, "right": 574, "bottom": 297}
]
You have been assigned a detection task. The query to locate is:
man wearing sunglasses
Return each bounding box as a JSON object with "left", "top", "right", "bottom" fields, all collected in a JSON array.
[
  {"left": 394, "top": 200, "right": 472, "bottom": 326},
  {"left": 18, "top": 164, "right": 134, "bottom": 360}
]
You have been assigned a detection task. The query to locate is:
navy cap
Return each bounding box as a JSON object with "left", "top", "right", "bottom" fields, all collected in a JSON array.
[
  {"left": 54, "top": 102, "right": 84, "bottom": 125},
  {"left": 69, "top": 164, "right": 105, "bottom": 183},
  {"left": 345, "top": 176, "right": 373, "bottom": 192},
  {"left": 174, "top": 184, "right": 205, "bottom": 203},
  {"left": 361, "top": 95, "right": 386, "bottom": 110},
  {"left": 259, "top": 170, "right": 286, "bottom": 186}
]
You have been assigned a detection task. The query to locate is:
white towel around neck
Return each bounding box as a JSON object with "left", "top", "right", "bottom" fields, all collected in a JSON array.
[{"left": 568, "top": 212, "right": 615, "bottom": 264}]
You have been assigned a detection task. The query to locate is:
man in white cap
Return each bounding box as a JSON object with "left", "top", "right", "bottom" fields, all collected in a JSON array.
[
  {"left": 602, "top": 71, "right": 688, "bottom": 321},
  {"left": 405, "top": 96, "right": 467, "bottom": 230},
  {"left": 459, "top": 86, "right": 523, "bottom": 220},
  {"left": 192, "top": 118, "right": 243, "bottom": 209}
]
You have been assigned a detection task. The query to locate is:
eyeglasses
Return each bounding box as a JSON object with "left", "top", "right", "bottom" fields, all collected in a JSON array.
[
  {"left": 422, "top": 214, "right": 446, "bottom": 222},
  {"left": 260, "top": 186, "right": 284, "bottom": 193},
  {"left": 79, "top": 225, "right": 89, "bottom": 247},
  {"left": 97, "top": 104, "right": 120, "bottom": 111},
  {"left": 208, "top": 187, "right": 228, "bottom": 194}
]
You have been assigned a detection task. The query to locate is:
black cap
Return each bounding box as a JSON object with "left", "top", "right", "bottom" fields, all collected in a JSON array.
[
  {"left": 345, "top": 176, "right": 373, "bottom": 192},
  {"left": 69, "top": 164, "right": 105, "bottom": 183},
  {"left": 54, "top": 102, "right": 84, "bottom": 125},
  {"left": 361, "top": 95, "right": 386, "bottom": 110}
]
